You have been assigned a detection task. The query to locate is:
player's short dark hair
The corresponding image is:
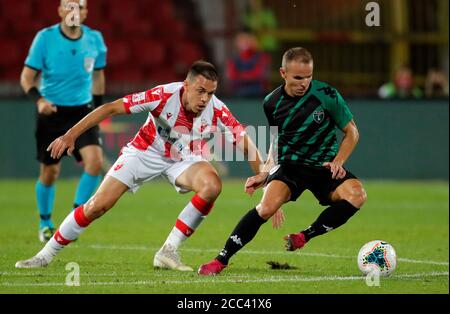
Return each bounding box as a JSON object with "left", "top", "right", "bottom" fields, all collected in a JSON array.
[
  {"left": 282, "top": 47, "right": 313, "bottom": 67},
  {"left": 187, "top": 61, "right": 219, "bottom": 82}
]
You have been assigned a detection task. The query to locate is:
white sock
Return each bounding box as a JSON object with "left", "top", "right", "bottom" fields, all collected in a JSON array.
[
  {"left": 163, "top": 194, "right": 213, "bottom": 250},
  {"left": 164, "top": 227, "right": 187, "bottom": 249},
  {"left": 37, "top": 205, "right": 91, "bottom": 261},
  {"left": 37, "top": 237, "right": 64, "bottom": 261}
]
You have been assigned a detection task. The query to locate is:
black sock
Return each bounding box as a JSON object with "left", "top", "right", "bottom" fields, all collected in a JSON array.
[
  {"left": 40, "top": 214, "right": 51, "bottom": 221},
  {"left": 216, "top": 208, "right": 267, "bottom": 265},
  {"left": 302, "top": 200, "right": 360, "bottom": 241}
]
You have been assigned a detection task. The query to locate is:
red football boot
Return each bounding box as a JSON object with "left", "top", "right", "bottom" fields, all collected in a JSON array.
[
  {"left": 198, "top": 259, "right": 227, "bottom": 276},
  {"left": 284, "top": 232, "right": 307, "bottom": 251}
]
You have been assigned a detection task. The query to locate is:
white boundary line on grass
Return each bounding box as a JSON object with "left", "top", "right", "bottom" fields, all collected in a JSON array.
[
  {"left": 84, "top": 244, "right": 450, "bottom": 266},
  {"left": 1, "top": 271, "right": 448, "bottom": 287}
]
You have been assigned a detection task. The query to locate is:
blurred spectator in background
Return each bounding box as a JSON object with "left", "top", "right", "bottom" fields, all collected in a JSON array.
[
  {"left": 378, "top": 66, "right": 423, "bottom": 99},
  {"left": 244, "top": 0, "right": 279, "bottom": 53},
  {"left": 226, "top": 32, "right": 271, "bottom": 97},
  {"left": 424, "top": 68, "right": 449, "bottom": 98}
]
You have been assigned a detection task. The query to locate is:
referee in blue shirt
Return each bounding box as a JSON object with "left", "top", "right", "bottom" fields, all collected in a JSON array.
[{"left": 20, "top": 0, "right": 107, "bottom": 242}]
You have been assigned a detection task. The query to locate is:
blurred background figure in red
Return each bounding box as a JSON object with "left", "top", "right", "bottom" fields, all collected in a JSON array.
[{"left": 226, "top": 31, "right": 271, "bottom": 97}]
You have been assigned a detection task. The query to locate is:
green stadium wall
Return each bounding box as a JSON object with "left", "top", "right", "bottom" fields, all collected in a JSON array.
[{"left": 0, "top": 98, "right": 448, "bottom": 180}]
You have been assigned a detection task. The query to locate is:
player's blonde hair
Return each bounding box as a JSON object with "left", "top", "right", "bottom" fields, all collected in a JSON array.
[{"left": 282, "top": 47, "right": 313, "bottom": 68}]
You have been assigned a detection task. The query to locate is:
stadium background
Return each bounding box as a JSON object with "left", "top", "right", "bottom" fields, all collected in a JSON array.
[
  {"left": 0, "top": 0, "right": 448, "bottom": 295},
  {"left": 0, "top": 0, "right": 448, "bottom": 180}
]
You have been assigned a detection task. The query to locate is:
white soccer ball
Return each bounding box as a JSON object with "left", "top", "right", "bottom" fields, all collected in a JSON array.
[{"left": 357, "top": 240, "right": 397, "bottom": 277}]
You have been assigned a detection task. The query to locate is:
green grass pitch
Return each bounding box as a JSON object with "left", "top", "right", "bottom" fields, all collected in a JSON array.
[{"left": 0, "top": 179, "right": 448, "bottom": 294}]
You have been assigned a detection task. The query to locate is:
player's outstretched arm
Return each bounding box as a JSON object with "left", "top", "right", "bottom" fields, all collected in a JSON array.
[
  {"left": 244, "top": 142, "right": 286, "bottom": 228},
  {"left": 323, "top": 119, "right": 359, "bottom": 179},
  {"left": 236, "top": 134, "right": 264, "bottom": 175},
  {"left": 47, "top": 98, "right": 126, "bottom": 159},
  {"left": 244, "top": 141, "right": 276, "bottom": 195}
]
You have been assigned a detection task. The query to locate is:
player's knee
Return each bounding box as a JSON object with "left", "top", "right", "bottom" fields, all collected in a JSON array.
[
  {"left": 257, "top": 201, "right": 279, "bottom": 220},
  {"left": 40, "top": 167, "right": 60, "bottom": 185},
  {"left": 84, "top": 156, "right": 103, "bottom": 175},
  {"left": 84, "top": 193, "right": 113, "bottom": 220},
  {"left": 347, "top": 187, "right": 367, "bottom": 208},
  {"left": 199, "top": 175, "right": 222, "bottom": 201}
]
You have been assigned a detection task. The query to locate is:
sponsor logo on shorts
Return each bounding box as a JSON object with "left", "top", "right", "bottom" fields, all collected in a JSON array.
[{"left": 114, "top": 163, "right": 124, "bottom": 171}]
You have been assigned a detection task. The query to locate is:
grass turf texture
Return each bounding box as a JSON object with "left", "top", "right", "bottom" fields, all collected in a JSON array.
[{"left": 0, "top": 179, "right": 448, "bottom": 294}]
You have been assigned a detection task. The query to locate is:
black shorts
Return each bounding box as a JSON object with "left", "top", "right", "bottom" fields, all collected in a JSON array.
[
  {"left": 266, "top": 162, "right": 357, "bottom": 206},
  {"left": 35, "top": 104, "right": 101, "bottom": 165}
]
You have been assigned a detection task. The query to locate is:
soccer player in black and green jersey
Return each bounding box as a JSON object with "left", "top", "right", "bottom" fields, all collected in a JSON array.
[{"left": 199, "top": 47, "right": 367, "bottom": 275}]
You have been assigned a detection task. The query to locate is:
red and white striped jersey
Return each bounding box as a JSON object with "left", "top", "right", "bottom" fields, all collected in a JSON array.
[{"left": 122, "top": 82, "right": 245, "bottom": 160}]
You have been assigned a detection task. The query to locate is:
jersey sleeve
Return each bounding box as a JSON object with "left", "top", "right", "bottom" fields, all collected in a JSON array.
[
  {"left": 122, "top": 86, "right": 166, "bottom": 115},
  {"left": 263, "top": 100, "right": 276, "bottom": 127},
  {"left": 214, "top": 102, "right": 246, "bottom": 144},
  {"left": 325, "top": 89, "right": 353, "bottom": 130},
  {"left": 24, "top": 30, "right": 45, "bottom": 71},
  {"left": 94, "top": 32, "right": 107, "bottom": 70}
]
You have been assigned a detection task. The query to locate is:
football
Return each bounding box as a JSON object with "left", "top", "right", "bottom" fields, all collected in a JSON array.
[{"left": 357, "top": 240, "right": 397, "bottom": 277}]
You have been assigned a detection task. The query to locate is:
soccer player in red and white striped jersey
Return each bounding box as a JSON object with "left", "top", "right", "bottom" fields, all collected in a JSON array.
[{"left": 15, "top": 61, "right": 264, "bottom": 271}]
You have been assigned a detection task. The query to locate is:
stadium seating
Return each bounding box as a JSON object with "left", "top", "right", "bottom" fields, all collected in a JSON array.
[
  {"left": 1, "top": 0, "right": 33, "bottom": 21},
  {"left": 0, "top": 40, "right": 22, "bottom": 68},
  {"left": 106, "top": 40, "right": 131, "bottom": 68},
  {"left": 131, "top": 40, "right": 165, "bottom": 67},
  {"left": 0, "top": 0, "right": 206, "bottom": 92}
]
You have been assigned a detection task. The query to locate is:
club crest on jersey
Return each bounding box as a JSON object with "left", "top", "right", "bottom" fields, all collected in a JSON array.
[
  {"left": 132, "top": 92, "right": 146, "bottom": 103},
  {"left": 200, "top": 119, "right": 208, "bottom": 132},
  {"left": 313, "top": 109, "right": 325, "bottom": 123},
  {"left": 84, "top": 57, "right": 95, "bottom": 73},
  {"left": 166, "top": 112, "right": 173, "bottom": 120}
]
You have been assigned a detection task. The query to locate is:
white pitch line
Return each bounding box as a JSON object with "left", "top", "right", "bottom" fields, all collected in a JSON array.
[
  {"left": 1, "top": 271, "right": 448, "bottom": 287},
  {"left": 397, "top": 258, "right": 449, "bottom": 266},
  {"left": 83, "top": 244, "right": 449, "bottom": 266},
  {"left": 0, "top": 272, "right": 123, "bottom": 277}
]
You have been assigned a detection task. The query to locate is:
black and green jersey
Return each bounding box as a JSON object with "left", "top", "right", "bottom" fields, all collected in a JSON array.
[{"left": 263, "top": 80, "right": 353, "bottom": 167}]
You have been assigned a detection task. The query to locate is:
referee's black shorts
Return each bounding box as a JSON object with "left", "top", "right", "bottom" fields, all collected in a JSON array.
[
  {"left": 266, "top": 162, "right": 358, "bottom": 206},
  {"left": 35, "top": 104, "right": 101, "bottom": 165}
]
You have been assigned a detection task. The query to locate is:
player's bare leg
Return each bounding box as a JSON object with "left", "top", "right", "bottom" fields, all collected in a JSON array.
[
  {"left": 154, "top": 162, "right": 221, "bottom": 271},
  {"left": 73, "top": 145, "right": 104, "bottom": 209},
  {"left": 36, "top": 163, "right": 61, "bottom": 242},
  {"left": 15, "top": 176, "right": 128, "bottom": 268},
  {"left": 256, "top": 180, "right": 291, "bottom": 219},
  {"left": 329, "top": 179, "right": 367, "bottom": 208},
  {"left": 288, "top": 179, "right": 367, "bottom": 251},
  {"left": 199, "top": 180, "right": 290, "bottom": 275}
]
